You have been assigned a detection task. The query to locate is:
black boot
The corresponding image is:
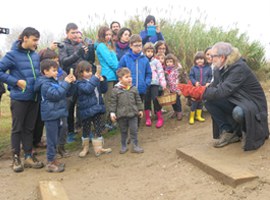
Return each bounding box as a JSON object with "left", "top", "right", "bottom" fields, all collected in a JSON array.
[{"left": 57, "top": 145, "right": 70, "bottom": 158}]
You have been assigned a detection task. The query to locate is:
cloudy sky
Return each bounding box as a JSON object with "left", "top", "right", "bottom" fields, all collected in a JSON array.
[{"left": 1, "top": 0, "right": 270, "bottom": 59}]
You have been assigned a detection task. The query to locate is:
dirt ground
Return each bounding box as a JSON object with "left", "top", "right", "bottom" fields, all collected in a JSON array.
[{"left": 1, "top": 92, "right": 270, "bottom": 200}]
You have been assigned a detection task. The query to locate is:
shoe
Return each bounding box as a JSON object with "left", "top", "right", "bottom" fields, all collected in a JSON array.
[
  {"left": 12, "top": 154, "right": 24, "bottom": 173},
  {"left": 131, "top": 145, "right": 144, "bottom": 153},
  {"left": 119, "top": 146, "right": 128, "bottom": 154},
  {"left": 66, "top": 132, "right": 76, "bottom": 143},
  {"left": 213, "top": 131, "right": 240, "bottom": 148},
  {"left": 46, "top": 161, "right": 65, "bottom": 173},
  {"left": 24, "top": 155, "right": 44, "bottom": 169},
  {"left": 57, "top": 145, "right": 70, "bottom": 158}
]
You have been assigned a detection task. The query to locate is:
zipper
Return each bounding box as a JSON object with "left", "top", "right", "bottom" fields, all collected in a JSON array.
[{"left": 27, "top": 51, "right": 37, "bottom": 101}]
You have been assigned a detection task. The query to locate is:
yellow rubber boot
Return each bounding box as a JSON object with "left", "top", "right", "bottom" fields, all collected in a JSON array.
[
  {"left": 189, "top": 111, "right": 195, "bottom": 125},
  {"left": 196, "top": 109, "right": 205, "bottom": 122}
]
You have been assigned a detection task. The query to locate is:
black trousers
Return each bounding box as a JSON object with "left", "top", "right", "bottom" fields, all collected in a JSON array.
[{"left": 10, "top": 100, "right": 39, "bottom": 155}]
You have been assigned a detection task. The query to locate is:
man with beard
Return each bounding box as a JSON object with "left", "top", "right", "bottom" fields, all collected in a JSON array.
[
  {"left": 0, "top": 27, "right": 44, "bottom": 172},
  {"left": 110, "top": 21, "right": 121, "bottom": 43},
  {"left": 179, "top": 42, "right": 269, "bottom": 151}
]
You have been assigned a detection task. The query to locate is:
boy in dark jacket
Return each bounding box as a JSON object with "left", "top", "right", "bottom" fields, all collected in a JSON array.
[
  {"left": 110, "top": 68, "right": 144, "bottom": 154},
  {"left": 34, "top": 59, "right": 76, "bottom": 172},
  {"left": 0, "top": 27, "right": 43, "bottom": 173}
]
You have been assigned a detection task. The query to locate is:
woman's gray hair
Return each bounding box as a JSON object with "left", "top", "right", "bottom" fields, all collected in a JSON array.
[{"left": 212, "top": 42, "right": 233, "bottom": 57}]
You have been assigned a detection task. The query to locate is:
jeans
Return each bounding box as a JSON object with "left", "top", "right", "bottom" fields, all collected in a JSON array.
[{"left": 45, "top": 119, "right": 61, "bottom": 162}]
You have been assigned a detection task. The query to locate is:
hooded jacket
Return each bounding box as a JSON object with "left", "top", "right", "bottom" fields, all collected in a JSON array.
[
  {"left": 34, "top": 76, "right": 71, "bottom": 121},
  {"left": 0, "top": 40, "right": 40, "bottom": 101},
  {"left": 109, "top": 83, "right": 143, "bottom": 119},
  {"left": 203, "top": 48, "right": 269, "bottom": 151},
  {"left": 76, "top": 75, "right": 108, "bottom": 120}
]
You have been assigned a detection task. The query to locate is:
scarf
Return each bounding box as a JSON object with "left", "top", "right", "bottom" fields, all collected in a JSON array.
[{"left": 117, "top": 41, "right": 129, "bottom": 49}]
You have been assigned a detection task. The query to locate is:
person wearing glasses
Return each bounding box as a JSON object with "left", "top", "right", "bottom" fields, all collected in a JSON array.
[
  {"left": 179, "top": 42, "right": 269, "bottom": 151},
  {"left": 118, "top": 34, "right": 152, "bottom": 102}
]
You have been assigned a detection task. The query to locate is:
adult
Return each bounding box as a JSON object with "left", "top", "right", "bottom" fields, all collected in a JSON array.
[
  {"left": 179, "top": 42, "right": 269, "bottom": 151},
  {"left": 155, "top": 40, "right": 170, "bottom": 55},
  {"left": 115, "top": 27, "right": 132, "bottom": 61},
  {"left": 140, "top": 15, "right": 164, "bottom": 45},
  {"left": 95, "top": 26, "right": 118, "bottom": 127},
  {"left": 0, "top": 27, "right": 44, "bottom": 172},
  {"left": 110, "top": 21, "right": 121, "bottom": 43},
  {"left": 59, "top": 23, "right": 94, "bottom": 143}
]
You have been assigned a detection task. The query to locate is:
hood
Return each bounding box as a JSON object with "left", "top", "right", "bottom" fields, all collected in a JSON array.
[
  {"left": 34, "top": 76, "right": 54, "bottom": 92},
  {"left": 11, "top": 40, "right": 35, "bottom": 53},
  {"left": 224, "top": 47, "right": 242, "bottom": 68}
]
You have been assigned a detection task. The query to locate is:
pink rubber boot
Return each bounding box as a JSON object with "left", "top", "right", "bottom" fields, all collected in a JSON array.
[
  {"left": 145, "top": 110, "right": 152, "bottom": 126},
  {"left": 156, "top": 111, "right": 164, "bottom": 128}
]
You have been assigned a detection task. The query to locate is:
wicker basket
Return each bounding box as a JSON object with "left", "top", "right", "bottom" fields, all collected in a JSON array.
[{"left": 157, "top": 92, "right": 177, "bottom": 106}]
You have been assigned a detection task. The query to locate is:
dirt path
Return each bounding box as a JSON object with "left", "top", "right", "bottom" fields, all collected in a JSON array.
[{"left": 1, "top": 94, "right": 270, "bottom": 199}]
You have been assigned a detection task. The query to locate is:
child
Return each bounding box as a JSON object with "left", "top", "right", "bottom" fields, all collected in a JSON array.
[
  {"left": 118, "top": 34, "right": 152, "bottom": 102},
  {"left": 143, "top": 42, "right": 166, "bottom": 128},
  {"left": 164, "top": 54, "right": 186, "bottom": 120},
  {"left": 189, "top": 51, "right": 212, "bottom": 125},
  {"left": 156, "top": 52, "right": 166, "bottom": 70},
  {"left": 109, "top": 68, "right": 144, "bottom": 154},
  {"left": 76, "top": 60, "right": 112, "bottom": 157},
  {"left": 34, "top": 59, "right": 76, "bottom": 172}
]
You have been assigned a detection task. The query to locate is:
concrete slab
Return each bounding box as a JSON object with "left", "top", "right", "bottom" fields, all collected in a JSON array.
[
  {"left": 39, "top": 181, "right": 69, "bottom": 200},
  {"left": 176, "top": 139, "right": 259, "bottom": 187}
]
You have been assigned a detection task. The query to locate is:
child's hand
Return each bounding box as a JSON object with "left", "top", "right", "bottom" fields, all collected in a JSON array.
[
  {"left": 64, "top": 74, "right": 75, "bottom": 83},
  {"left": 17, "top": 80, "right": 26, "bottom": 90},
  {"left": 177, "top": 91, "right": 182, "bottom": 96},
  {"left": 195, "top": 82, "right": 200, "bottom": 87},
  {"left": 138, "top": 111, "right": 143, "bottom": 118},
  {"left": 205, "top": 83, "right": 210, "bottom": 87},
  {"left": 110, "top": 113, "right": 117, "bottom": 122}
]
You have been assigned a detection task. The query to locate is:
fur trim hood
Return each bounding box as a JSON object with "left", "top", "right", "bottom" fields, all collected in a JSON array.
[{"left": 224, "top": 47, "right": 242, "bottom": 68}]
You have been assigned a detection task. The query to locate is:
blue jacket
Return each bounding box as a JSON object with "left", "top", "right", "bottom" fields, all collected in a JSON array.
[
  {"left": 77, "top": 76, "right": 108, "bottom": 120},
  {"left": 34, "top": 76, "right": 72, "bottom": 121},
  {"left": 0, "top": 40, "right": 40, "bottom": 101},
  {"left": 189, "top": 65, "right": 212, "bottom": 86},
  {"left": 95, "top": 42, "right": 118, "bottom": 81},
  {"left": 118, "top": 50, "right": 152, "bottom": 95},
  {"left": 139, "top": 29, "right": 165, "bottom": 45}
]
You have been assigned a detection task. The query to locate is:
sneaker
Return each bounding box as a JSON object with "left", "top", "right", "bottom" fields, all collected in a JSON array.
[
  {"left": 24, "top": 155, "right": 44, "bottom": 169},
  {"left": 213, "top": 131, "right": 240, "bottom": 148},
  {"left": 131, "top": 145, "right": 144, "bottom": 153},
  {"left": 57, "top": 145, "right": 70, "bottom": 158},
  {"left": 119, "top": 146, "right": 128, "bottom": 154},
  {"left": 66, "top": 132, "right": 76, "bottom": 143},
  {"left": 12, "top": 154, "right": 24, "bottom": 173},
  {"left": 46, "top": 161, "right": 65, "bottom": 173}
]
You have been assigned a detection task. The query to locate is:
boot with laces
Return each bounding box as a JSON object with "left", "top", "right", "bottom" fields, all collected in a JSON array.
[{"left": 12, "top": 154, "right": 24, "bottom": 173}]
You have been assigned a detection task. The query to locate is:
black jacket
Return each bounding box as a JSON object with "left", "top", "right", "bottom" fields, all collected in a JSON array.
[{"left": 203, "top": 48, "right": 269, "bottom": 151}]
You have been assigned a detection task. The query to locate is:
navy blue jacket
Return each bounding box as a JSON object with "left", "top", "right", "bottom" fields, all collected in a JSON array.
[
  {"left": 34, "top": 76, "right": 72, "bottom": 121},
  {"left": 115, "top": 42, "right": 130, "bottom": 61},
  {"left": 0, "top": 40, "right": 40, "bottom": 101},
  {"left": 189, "top": 65, "right": 212, "bottom": 86},
  {"left": 77, "top": 76, "right": 108, "bottom": 120}
]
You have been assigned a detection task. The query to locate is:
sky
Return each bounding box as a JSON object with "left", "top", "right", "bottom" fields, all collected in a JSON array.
[{"left": 1, "top": 0, "right": 270, "bottom": 59}]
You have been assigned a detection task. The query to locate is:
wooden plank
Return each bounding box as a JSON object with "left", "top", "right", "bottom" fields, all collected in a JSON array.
[{"left": 39, "top": 181, "right": 69, "bottom": 200}]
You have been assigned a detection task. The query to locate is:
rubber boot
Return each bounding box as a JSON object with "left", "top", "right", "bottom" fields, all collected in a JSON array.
[
  {"left": 195, "top": 109, "right": 205, "bottom": 122},
  {"left": 189, "top": 111, "right": 195, "bottom": 125},
  {"left": 79, "top": 137, "right": 89, "bottom": 158},
  {"left": 156, "top": 111, "right": 164, "bottom": 128},
  {"left": 177, "top": 112, "right": 183, "bottom": 121},
  {"left": 145, "top": 110, "right": 152, "bottom": 126}
]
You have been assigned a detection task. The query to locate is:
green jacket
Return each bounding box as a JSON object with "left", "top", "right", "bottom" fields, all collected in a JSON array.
[{"left": 109, "top": 83, "right": 143, "bottom": 119}]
